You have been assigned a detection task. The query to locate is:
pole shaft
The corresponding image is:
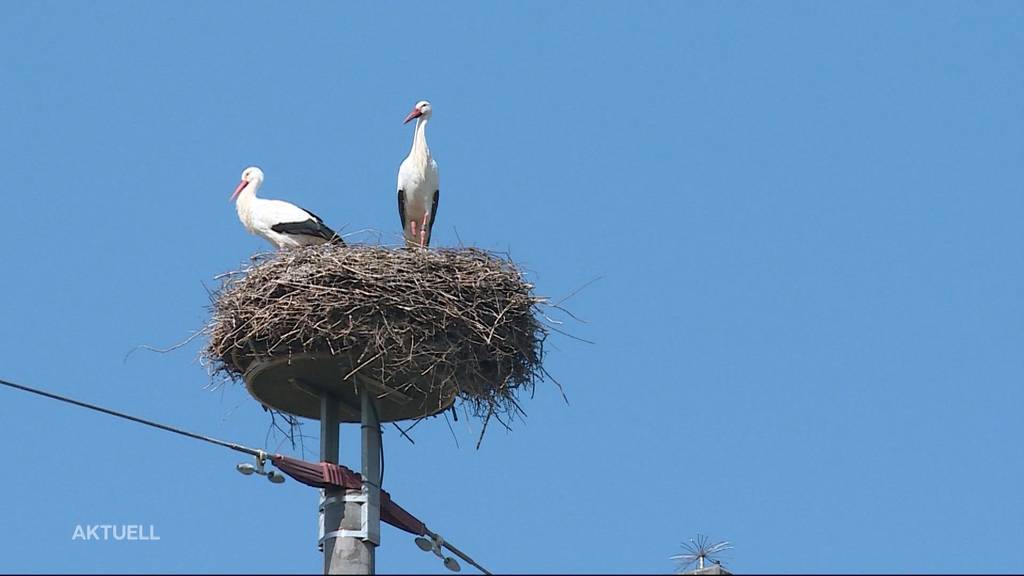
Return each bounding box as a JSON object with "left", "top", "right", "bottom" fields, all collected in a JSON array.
[
  {"left": 361, "top": 389, "right": 381, "bottom": 567},
  {"left": 320, "top": 394, "right": 339, "bottom": 464},
  {"left": 321, "top": 392, "right": 374, "bottom": 575},
  {"left": 321, "top": 393, "right": 341, "bottom": 575}
]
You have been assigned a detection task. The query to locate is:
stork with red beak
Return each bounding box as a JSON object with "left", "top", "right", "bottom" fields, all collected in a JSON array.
[
  {"left": 397, "top": 100, "right": 440, "bottom": 248},
  {"left": 231, "top": 166, "right": 344, "bottom": 249}
]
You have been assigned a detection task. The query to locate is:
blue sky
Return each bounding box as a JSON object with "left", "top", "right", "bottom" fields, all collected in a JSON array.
[{"left": 1, "top": 1, "right": 1022, "bottom": 573}]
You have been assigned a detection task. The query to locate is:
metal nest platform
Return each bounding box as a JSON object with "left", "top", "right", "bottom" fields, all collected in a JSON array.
[{"left": 244, "top": 353, "right": 456, "bottom": 422}]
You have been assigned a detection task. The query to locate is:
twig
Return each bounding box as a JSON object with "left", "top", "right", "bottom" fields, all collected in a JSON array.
[
  {"left": 554, "top": 275, "right": 603, "bottom": 307},
  {"left": 124, "top": 329, "right": 206, "bottom": 363}
]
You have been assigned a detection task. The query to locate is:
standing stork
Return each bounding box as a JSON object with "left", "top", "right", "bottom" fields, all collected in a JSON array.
[
  {"left": 231, "top": 166, "right": 344, "bottom": 249},
  {"left": 397, "top": 100, "right": 440, "bottom": 248}
]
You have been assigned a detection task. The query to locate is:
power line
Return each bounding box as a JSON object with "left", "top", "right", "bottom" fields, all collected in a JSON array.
[
  {"left": 0, "top": 377, "right": 260, "bottom": 457},
  {"left": 0, "top": 375, "right": 492, "bottom": 574}
]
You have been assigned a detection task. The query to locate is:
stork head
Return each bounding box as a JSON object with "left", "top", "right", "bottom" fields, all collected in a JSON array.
[
  {"left": 404, "top": 100, "right": 432, "bottom": 124},
  {"left": 231, "top": 166, "right": 264, "bottom": 201}
]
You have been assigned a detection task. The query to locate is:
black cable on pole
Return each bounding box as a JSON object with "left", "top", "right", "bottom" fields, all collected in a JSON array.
[
  {"left": 0, "top": 377, "right": 261, "bottom": 457},
  {"left": 369, "top": 395, "right": 385, "bottom": 488}
]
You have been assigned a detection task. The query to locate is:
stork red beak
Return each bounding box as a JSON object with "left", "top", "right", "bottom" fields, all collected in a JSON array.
[
  {"left": 230, "top": 179, "right": 248, "bottom": 201},
  {"left": 403, "top": 108, "right": 423, "bottom": 124}
]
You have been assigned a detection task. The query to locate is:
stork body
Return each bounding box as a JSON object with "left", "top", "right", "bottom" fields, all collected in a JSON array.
[
  {"left": 231, "top": 166, "right": 343, "bottom": 250},
  {"left": 397, "top": 100, "right": 440, "bottom": 248}
]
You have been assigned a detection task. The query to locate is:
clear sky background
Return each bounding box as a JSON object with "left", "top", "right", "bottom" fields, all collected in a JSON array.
[{"left": 0, "top": 1, "right": 1021, "bottom": 573}]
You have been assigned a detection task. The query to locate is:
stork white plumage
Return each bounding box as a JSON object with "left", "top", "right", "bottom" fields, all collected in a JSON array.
[
  {"left": 397, "top": 100, "right": 440, "bottom": 248},
  {"left": 231, "top": 166, "right": 344, "bottom": 250}
]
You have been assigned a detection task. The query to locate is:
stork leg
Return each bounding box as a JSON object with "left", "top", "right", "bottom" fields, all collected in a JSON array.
[{"left": 419, "top": 210, "right": 430, "bottom": 248}]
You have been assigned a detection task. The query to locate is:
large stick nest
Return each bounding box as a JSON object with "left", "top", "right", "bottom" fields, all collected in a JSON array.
[{"left": 203, "top": 244, "right": 549, "bottom": 424}]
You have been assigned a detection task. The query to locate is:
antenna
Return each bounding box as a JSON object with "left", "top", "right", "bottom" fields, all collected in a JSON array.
[{"left": 670, "top": 534, "right": 732, "bottom": 573}]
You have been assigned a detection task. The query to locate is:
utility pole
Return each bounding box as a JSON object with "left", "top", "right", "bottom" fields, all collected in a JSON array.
[{"left": 318, "top": 388, "right": 381, "bottom": 575}]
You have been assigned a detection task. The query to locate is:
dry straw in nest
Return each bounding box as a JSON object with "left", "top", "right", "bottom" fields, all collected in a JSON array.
[{"left": 203, "top": 244, "right": 555, "bottom": 430}]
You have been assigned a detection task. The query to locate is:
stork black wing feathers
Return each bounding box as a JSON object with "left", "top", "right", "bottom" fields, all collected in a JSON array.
[
  {"left": 398, "top": 189, "right": 407, "bottom": 229},
  {"left": 271, "top": 219, "right": 344, "bottom": 244},
  {"left": 428, "top": 189, "right": 440, "bottom": 237},
  {"left": 293, "top": 204, "right": 327, "bottom": 225}
]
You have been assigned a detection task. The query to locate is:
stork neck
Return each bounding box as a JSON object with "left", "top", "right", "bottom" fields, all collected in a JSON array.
[
  {"left": 410, "top": 116, "right": 431, "bottom": 159},
  {"left": 241, "top": 182, "right": 260, "bottom": 200},
  {"left": 235, "top": 180, "right": 260, "bottom": 211}
]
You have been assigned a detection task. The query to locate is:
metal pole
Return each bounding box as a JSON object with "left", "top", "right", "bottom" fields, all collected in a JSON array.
[
  {"left": 361, "top": 388, "right": 382, "bottom": 570},
  {"left": 320, "top": 393, "right": 342, "bottom": 575},
  {"left": 319, "top": 392, "right": 373, "bottom": 574}
]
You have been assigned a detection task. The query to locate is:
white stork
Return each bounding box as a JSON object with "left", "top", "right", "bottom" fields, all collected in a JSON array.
[
  {"left": 231, "top": 166, "right": 344, "bottom": 249},
  {"left": 397, "top": 100, "right": 440, "bottom": 248}
]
